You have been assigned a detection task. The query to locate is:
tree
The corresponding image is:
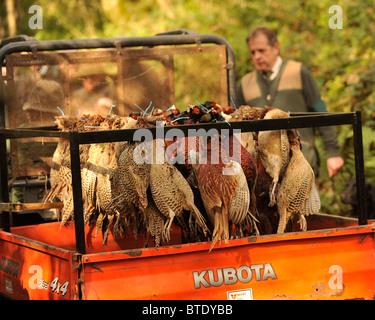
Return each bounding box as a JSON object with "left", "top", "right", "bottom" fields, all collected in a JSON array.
[{"left": 5, "top": 0, "right": 17, "bottom": 37}]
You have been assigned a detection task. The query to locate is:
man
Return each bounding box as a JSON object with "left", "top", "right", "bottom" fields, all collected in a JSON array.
[
  {"left": 236, "top": 26, "right": 344, "bottom": 177},
  {"left": 71, "top": 63, "right": 116, "bottom": 117}
]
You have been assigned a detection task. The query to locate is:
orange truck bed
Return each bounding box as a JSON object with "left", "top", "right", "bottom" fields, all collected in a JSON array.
[{"left": 0, "top": 213, "right": 374, "bottom": 300}]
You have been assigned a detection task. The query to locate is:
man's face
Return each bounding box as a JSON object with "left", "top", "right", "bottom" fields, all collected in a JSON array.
[
  {"left": 248, "top": 33, "right": 279, "bottom": 72},
  {"left": 82, "top": 74, "right": 104, "bottom": 92}
]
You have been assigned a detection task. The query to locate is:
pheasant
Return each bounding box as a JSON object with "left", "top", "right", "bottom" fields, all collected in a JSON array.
[
  {"left": 190, "top": 135, "right": 251, "bottom": 251},
  {"left": 45, "top": 115, "right": 80, "bottom": 226},
  {"left": 298, "top": 182, "right": 321, "bottom": 231},
  {"left": 276, "top": 138, "right": 318, "bottom": 233},
  {"left": 95, "top": 142, "right": 118, "bottom": 240},
  {"left": 150, "top": 139, "right": 208, "bottom": 241},
  {"left": 143, "top": 192, "right": 168, "bottom": 249},
  {"left": 169, "top": 133, "right": 258, "bottom": 213},
  {"left": 59, "top": 115, "right": 107, "bottom": 226},
  {"left": 224, "top": 133, "right": 259, "bottom": 237},
  {"left": 56, "top": 146, "right": 75, "bottom": 227},
  {"left": 44, "top": 139, "right": 70, "bottom": 203},
  {"left": 43, "top": 116, "right": 77, "bottom": 204},
  {"left": 47, "top": 114, "right": 112, "bottom": 227},
  {"left": 94, "top": 116, "right": 128, "bottom": 233},
  {"left": 166, "top": 135, "right": 201, "bottom": 178},
  {"left": 257, "top": 108, "right": 290, "bottom": 206},
  {"left": 227, "top": 161, "right": 253, "bottom": 238},
  {"left": 253, "top": 151, "right": 279, "bottom": 234},
  {"left": 98, "top": 116, "right": 143, "bottom": 242},
  {"left": 81, "top": 143, "right": 104, "bottom": 225},
  {"left": 117, "top": 141, "right": 151, "bottom": 214}
]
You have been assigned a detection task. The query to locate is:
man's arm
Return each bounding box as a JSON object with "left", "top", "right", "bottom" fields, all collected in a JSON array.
[{"left": 301, "top": 65, "right": 344, "bottom": 177}]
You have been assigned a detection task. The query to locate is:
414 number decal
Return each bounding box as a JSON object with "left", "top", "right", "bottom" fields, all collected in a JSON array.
[{"left": 50, "top": 277, "right": 69, "bottom": 296}]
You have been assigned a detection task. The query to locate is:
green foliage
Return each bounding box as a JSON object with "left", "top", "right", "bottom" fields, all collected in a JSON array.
[
  {"left": 340, "top": 126, "right": 375, "bottom": 183},
  {"left": 2, "top": 0, "right": 374, "bottom": 214}
]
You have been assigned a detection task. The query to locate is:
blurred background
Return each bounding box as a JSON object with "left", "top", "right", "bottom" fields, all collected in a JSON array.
[{"left": 1, "top": 0, "right": 374, "bottom": 215}]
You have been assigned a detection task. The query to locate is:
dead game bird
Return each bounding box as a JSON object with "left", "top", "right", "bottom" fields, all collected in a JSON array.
[
  {"left": 150, "top": 139, "right": 208, "bottom": 241},
  {"left": 257, "top": 108, "right": 290, "bottom": 206},
  {"left": 189, "top": 136, "right": 251, "bottom": 252},
  {"left": 276, "top": 139, "right": 317, "bottom": 233},
  {"left": 117, "top": 141, "right": 151, "bottom": 213}
]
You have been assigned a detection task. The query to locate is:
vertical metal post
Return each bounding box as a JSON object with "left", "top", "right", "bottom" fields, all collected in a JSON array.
[
  {"left": 226, "top": 45, "right": 237, "bottom": 106},
  {"left": 69, "top": 132, "right": 86, "bottom": 254},
  {"left": 0, "top": 133, "right": 10, "bottom": 231},
  {"left": 0, "top": 81, "right": 6, "bottom": 129},
  {"left": 353, "top": 111, "right": 367, "bottom": 225},
  {"left": 166, "top": 54, "right": 176, "bottom": 106}
]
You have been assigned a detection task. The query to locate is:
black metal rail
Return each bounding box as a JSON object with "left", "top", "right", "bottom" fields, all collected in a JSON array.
[{"left": 0, "top": 111, "right": 368, "bottom": 254}]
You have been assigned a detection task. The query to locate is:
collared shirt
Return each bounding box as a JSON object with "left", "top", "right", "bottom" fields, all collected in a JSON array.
[
  {"left": 270, "top": 55, "right": 283, "bottom": 80},
  {"left": 263, "top": 56, "right": 283, "bottom": 81}
]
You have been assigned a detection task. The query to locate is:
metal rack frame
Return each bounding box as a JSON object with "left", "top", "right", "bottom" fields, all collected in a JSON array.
[
  {"left": 0, "top": 30, "right": 237, "bottom": 128},
  {"left": 0, "top": 111, "right": 367, "bottom": 254}
]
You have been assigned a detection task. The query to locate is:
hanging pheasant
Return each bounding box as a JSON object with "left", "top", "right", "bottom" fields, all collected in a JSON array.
[
  {"left": 257, "top": 108, "right": 290, "bottom": 206},
  {"left": 43, "top": 116, "right": 77, "bottom": 204},
  {"left": 150, "top": 139, "right": 208, "bottom": 242},
  {"left": 276, "top": 136, "right": 319, "bottom": 233},
  {"left": 143, "top": 193, "right": 168, "bottom": 249},
  {"left": 190, "top": 135, "right": 251, "bottom": 251},
  {"left": 117, "top": 141, "right": 151, "bottom": 214}
]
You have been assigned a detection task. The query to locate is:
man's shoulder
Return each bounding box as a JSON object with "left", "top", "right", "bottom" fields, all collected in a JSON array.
[
  {"left": 283, "top": 60, "right": 303, "bottom": 73},
  {"left": 239, "top": 70, "right": 262, "bottom": 102},
  {"left": 240, "top": 70, "right": 257, "bottom": 86},
  {"left": 285, "top": 60, "right": 313, "bottom": 78},
  {"left": 278, "top": 60, "right": 303, "bottom": 91},
  {"left": 241, "top": 69, "right": 256, "bottom": 79}
]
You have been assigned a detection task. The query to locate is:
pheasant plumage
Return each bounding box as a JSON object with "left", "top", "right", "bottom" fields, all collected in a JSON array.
[
  {"left": 150, "top": 139, "right": 208, "bottom": 241},
  {"left": 258, "top": 108, "right": 290, "bottom": 206},
  {"left": 227, "top": 134, "right": 258, "bottom": 209},
  {"left": 81, "top": 143, "right": 103, "bottom": 225},
  {"left": 190, "top": 134, "right": 251, "bottom": 251},
  {"left": 117, "top": 141, "right": 151, "bottom": 213},
  {"left": 276, "top": 140, "right": 316, "bottom": 233},
  {"left": 143, "top": 194, "right": 167, "bottom": 249}
]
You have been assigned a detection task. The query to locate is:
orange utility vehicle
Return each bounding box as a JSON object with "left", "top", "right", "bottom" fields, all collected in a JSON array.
[{"left": 0, "top": 31, "right": 374, "bottom": 300}]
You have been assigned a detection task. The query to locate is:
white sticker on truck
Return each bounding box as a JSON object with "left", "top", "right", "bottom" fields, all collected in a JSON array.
[{"left": 227, "top": 288, "right": 253, "bottom": 300}]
